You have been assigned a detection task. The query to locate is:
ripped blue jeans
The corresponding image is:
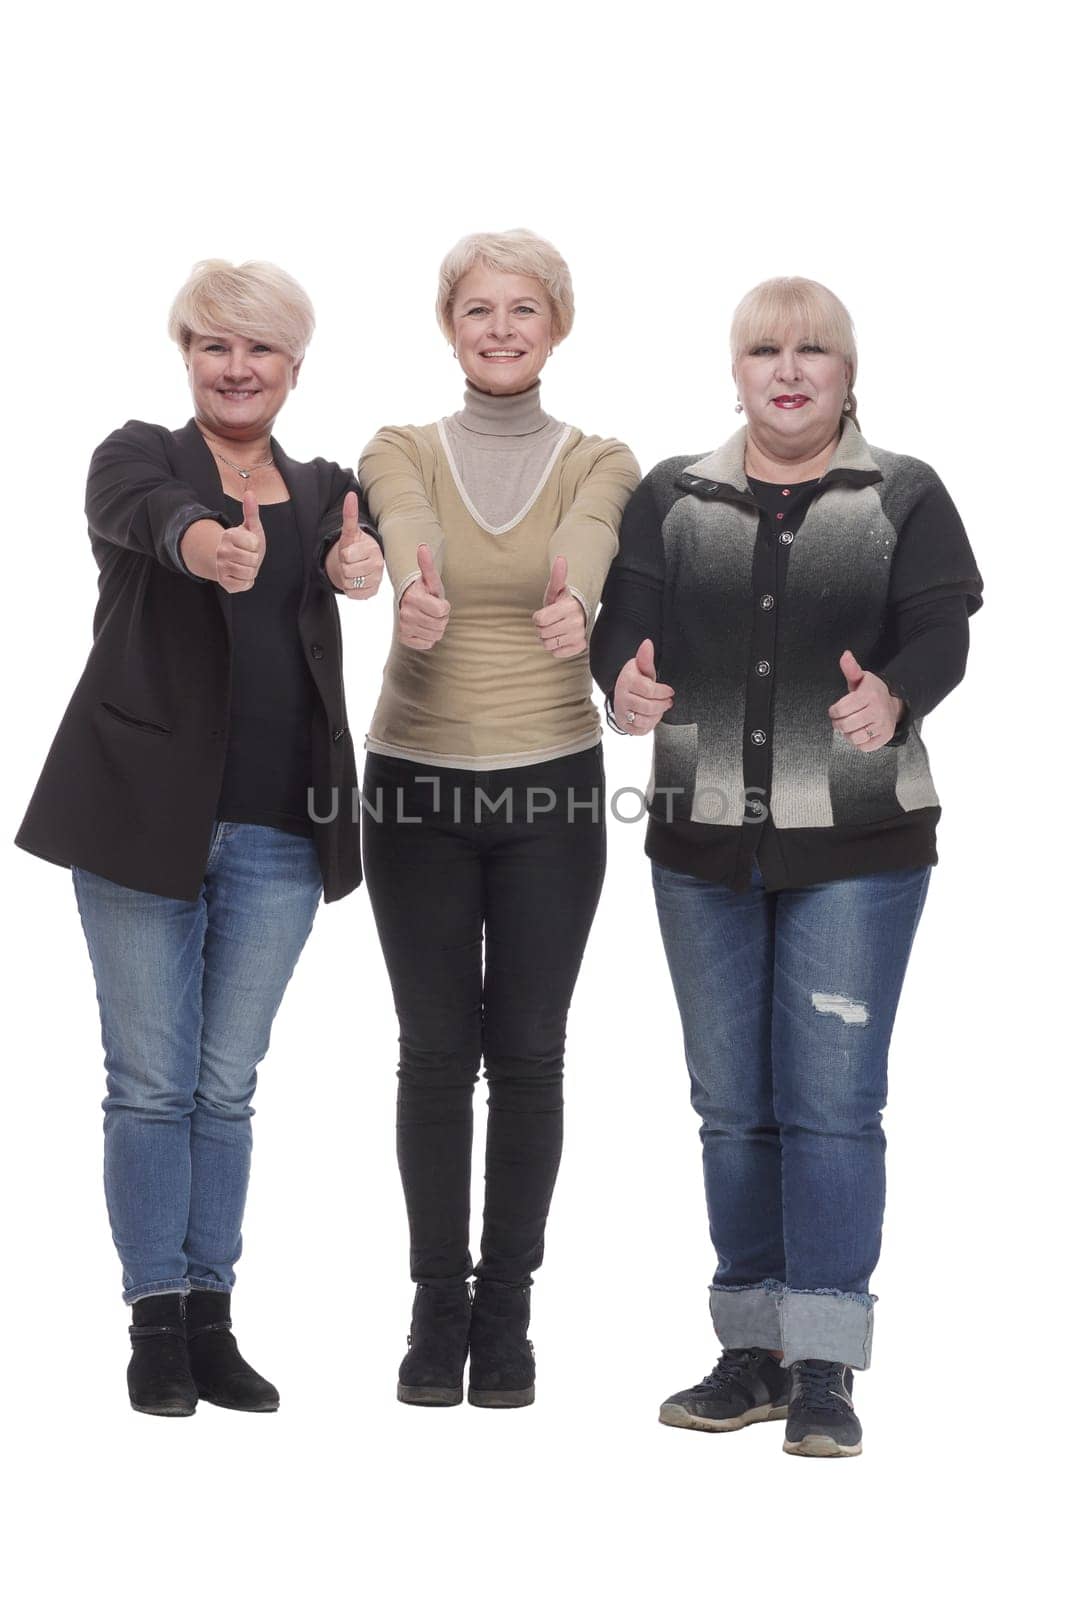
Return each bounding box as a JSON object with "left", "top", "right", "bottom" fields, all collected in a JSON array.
[{"left": 652, "top": 860, "right": 930, "bottom": 1369}]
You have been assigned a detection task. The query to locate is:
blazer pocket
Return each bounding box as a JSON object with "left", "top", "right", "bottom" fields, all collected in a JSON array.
[{"left": 101, "top": 701, "right": 172, "bottom": 737}]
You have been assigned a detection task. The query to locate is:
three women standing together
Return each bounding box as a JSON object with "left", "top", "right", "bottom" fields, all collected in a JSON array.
[{"left": 16, "top": 236, "right": 981, "bottom": 1458}]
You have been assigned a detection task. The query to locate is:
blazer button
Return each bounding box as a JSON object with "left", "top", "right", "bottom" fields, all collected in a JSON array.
[
  {"left": 779, "top": 531, "right": 794, "bottom": 545},
  {"left": 759, "top": 594, "right": 775, "bottom": 610},
  {"left": 332, "top": 726, "right": 347, "bottom": 742},
  {"left": 750, "top": 729, "right": 767, "bottom": 746},
  {"left": 756, "top": 660, "right": 771, "bottom": 676},
  {"left": 311, "top": 643, "right": 325, "bottom": 660}
]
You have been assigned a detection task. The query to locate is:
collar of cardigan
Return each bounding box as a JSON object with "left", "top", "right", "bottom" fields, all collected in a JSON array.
[{"left": 677, "top": 417, "right": 882, "bottom": 504}]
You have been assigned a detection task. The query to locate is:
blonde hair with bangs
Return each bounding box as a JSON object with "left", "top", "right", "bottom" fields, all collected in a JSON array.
[
  {"left": 168, "top": 259, "right": 315, "bottom": 362},
  {"left": 731, "top": 277, "right": 859, "bottom": 428},
  {"left": 436, "top": 229, "right": 575, "bottom": 344}
]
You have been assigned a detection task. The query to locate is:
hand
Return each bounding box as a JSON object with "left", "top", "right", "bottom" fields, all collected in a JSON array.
[
  {"left": 532, "top": 556, "right": 587, "bottom": 659},
  {"left": 326, "top": 491, "right": 383, "bottom": 599},
  {"left": 828, "top": 649, "right": 904, "bottom": 751},
  {"left": 612, "top": 639, "right": 675, "bottom": 734},
  {"left": 398, "top": 543, "right": 451, "bottom": 650},
  {"left": 212, "top": 490, "right": 267, "bottom": 594}
]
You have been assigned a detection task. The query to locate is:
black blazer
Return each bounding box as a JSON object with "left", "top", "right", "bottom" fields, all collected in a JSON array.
[{"left": 16, "top": 418, "right": 378, "bottom": 903}]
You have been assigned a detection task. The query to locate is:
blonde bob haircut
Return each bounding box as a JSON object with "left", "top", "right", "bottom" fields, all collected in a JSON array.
[
  {"left": 435, "top": 229, "right": 575, "bottom": 345},
  {"left": 731, "top": 276, "right": 859, "bottom": 429},
  {"left": 168, "top": 259, "right": 315, "bottom": 363}
]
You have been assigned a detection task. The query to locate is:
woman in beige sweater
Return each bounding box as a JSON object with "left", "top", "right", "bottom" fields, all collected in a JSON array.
[{"left": 360, "top": 230, "right": 638, "bottom": 1408}]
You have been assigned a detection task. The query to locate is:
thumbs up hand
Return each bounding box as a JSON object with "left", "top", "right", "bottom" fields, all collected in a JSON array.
[
  {"left": 214, "top": 490, "right": 267, "bottom": 594},
  {"left": 612, "top": 638, "right": 675, "bottom": 735},
  {"left": 398, "top": 543, "right": 451, "bottom": 650},
  {"left": 828, "top": 649, "right": 904, "bottom": 750},
  {"left": 326, "top": 491, "right": 383, "bottom": 600},
  {"left": 532, "top": 555, "right": 588, "bottom": 659}
]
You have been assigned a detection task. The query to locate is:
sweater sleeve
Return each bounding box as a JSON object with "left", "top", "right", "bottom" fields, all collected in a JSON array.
[
  {"left": 887, "top": 465, "right": 983, "bottom": 613},
  {"left": 548, "top": 439, "right": 640, "bottom": 619},
  {"left": 358, "top": 427, "right": 444, "bottom": 599},
  {"left": 85, "top": 420, "right": 230, "bottom": 579},
  {"left": 876, "top": 461, "right": 982, "bottom": 740},
  {"left": 874, "top": 591, "right": 972, "bottom": 741},
  {"left": 589, "top": 465, "right": 669, "bottom": 704}
]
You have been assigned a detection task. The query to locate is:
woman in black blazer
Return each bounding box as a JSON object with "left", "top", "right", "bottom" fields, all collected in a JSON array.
[{"left": 17, "top": 259, "right": 382, "bottom": 1416}]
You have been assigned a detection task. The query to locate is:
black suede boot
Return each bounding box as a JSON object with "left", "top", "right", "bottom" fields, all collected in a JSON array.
[
  {"left": 185, "top": 1290, "right": 279, "bottom": 1413},
  {"left": 397, "top": 1282, "right": 472, "bottom": 1406},
  {"left": 127, "top": 1293, "right": 198, "bottom": 1417},
  {"left": 468, "top": 1280, "right": 535, "bottom": 1408}
]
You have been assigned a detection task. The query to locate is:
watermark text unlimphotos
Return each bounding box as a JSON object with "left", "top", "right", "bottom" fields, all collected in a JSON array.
[{"left": 306, "top": 782, "right": 769, "bottom": 825}]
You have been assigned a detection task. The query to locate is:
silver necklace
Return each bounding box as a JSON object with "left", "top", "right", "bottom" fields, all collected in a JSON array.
[{"left": 213, "top": 450, "right": 275, "bottom": 480}]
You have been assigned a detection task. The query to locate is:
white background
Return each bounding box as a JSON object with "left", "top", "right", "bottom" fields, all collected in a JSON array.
[{"left": 2, "top": 2, "right": 1058, "bottom": 1594}]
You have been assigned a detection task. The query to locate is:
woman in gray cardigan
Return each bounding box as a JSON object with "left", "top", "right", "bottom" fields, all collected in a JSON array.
[{"left": 591, "top": 276, "right": 982, "bottom": 1458}]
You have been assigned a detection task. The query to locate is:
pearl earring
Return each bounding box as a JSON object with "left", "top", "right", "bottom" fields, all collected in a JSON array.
[
  {"left": 843, "top": 399, "right": 851, "bottom": 412},
  {"left": 734, "top": 400, "right": 743, "bottom": 414}
]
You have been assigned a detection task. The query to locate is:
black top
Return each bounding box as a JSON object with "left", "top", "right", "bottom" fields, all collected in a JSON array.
[
  {"left": 590, "top": 426, "right": 982, "bottom": 891},
  {"left": 216, "top": 497, "right": 317, "bottom": 835}
]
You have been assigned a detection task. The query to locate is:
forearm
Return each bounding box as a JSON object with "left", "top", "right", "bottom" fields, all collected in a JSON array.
[
  {"left": 86, "top": 425, "right": 225, "bottom": 574},
  {"left": 548, "top": 445, "right": 640, "bottom": 617},
  {"left": 180, "top": 518, "right": 225, "bottom": 582},
  {"left": 359, "top": 430, "right": 443, "bottom": 596},
  {"left": 877, "top": 593, "right": 971, "bottom": 722},
  {"left": 589, "top": 572, "right": 663, "bottom": 700}
]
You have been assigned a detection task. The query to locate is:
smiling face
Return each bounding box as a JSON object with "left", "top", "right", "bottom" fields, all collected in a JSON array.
[
  {"left": 185, "top": 332, "right": 301, "bottom": 442},
  {"left": 449, "top": 266, "right": 554, "bottom": 395},
  {"left": 734, "top": 326, "right": 850, "bottom": 461}
]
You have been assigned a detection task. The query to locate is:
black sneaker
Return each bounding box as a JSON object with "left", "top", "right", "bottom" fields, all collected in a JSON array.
[
  {"left": 783, "top": 1360, "right": 862, "bottom": 1457},
  {"left": 659, "top": 1347, "right": 789, "bottom": 1432}
]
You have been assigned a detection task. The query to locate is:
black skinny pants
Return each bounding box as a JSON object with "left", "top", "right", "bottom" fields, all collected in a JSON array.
[{"left": 362, "top": 747, "right": 606, "bottom": 1287}]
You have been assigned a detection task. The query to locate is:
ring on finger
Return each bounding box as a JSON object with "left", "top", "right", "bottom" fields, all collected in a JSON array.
[
  {"left": 626, "top": 709, "right": 637, "bottom": 725},
  {"left": 349, "top": 574, "right": 366, "bottom": 589}
]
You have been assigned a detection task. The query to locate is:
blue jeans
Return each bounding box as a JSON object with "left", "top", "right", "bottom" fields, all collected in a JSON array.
[
  {"left": 74, "top": 823, "right": 322, "bottom": 1303},
  {"left": 652, "top": 861, "right": 930, "bottom": 1368}
]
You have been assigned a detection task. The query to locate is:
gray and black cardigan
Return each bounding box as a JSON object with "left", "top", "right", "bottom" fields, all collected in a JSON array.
[{"left": 589, "top": 420, "right": 983, "bottom": 890}]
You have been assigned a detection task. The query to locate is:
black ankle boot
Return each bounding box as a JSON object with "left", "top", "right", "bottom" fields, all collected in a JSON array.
[
  {"left": 127, "top": 1293, "right": 198, "bottom": 1417},
  {"left": 185, "top": 1290, "right": 279, "bottom": 1413},
  {"left": 468, "top": 1280, "right": 535, "bottom": 1408},
  {"left": 397, "top": 1282, "right": 472, "bottom": 1406}
]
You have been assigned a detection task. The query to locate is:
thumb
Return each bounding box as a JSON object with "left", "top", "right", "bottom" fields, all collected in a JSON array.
[
  {"left": 635, "top": 638, "right": 656, "bottom": 681},
  {"left": 339, "top": 489, "right": 362, "bottom": 548},
  {"left": 840, "top": 648, "right": 864, "bottom": 690},
  {"left": 417, "top": 543, "right": 443, "bottom": 597},
  {"left": 242, "top": 489, "right": 262, "bottom": 534},
  {"left": 544, "top": 554, "right": 568, "bottom": 606}
]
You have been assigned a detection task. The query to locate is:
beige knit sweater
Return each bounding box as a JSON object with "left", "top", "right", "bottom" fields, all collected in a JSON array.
[{"left": 359, "top": 388, "right": 639, "bottom": 770}]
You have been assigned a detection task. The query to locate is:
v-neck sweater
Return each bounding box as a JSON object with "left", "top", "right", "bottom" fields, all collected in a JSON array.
[{"left": 359, "top": 391, "right": 639, "bottom": 770}]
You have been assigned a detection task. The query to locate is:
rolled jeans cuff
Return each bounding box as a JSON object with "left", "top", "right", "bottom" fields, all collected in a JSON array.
[
  {"left": 709, "top": 1281, "right": 783, "bottom": 1351},
  {"left": 780, "top": 1288, "right": 876, "bottom": 1370},
  {"left": 123, "top": 1277, "right": 190, "bottom": 1306}
]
